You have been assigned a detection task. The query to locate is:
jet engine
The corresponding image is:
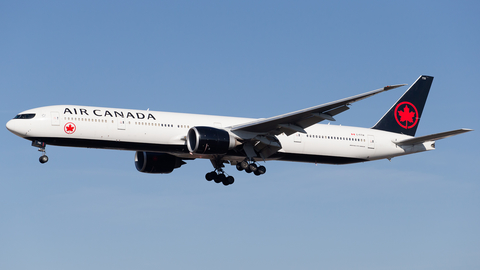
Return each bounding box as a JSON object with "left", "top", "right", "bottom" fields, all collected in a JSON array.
[
  {"left": 186, "top": 126, "right": 237, "bottom": 154},
  {"left": 135, "top": 152, "right": 185, "bottom": 174}
]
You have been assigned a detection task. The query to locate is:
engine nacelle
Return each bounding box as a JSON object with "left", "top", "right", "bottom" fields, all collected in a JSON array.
[
  {"left": 135, "top": 152, "right": 185, "bottom": 174},
  {"left": 186, "top": 126, "right": 237, "bottom": 154}
]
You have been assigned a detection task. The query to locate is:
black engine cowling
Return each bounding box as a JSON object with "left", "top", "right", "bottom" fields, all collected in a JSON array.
[
  {"left": 186, "top": 126, "right": 237, "bottom": 154},
  {"left": 135, "top": 152, "right": 185, "bottom": 174}
]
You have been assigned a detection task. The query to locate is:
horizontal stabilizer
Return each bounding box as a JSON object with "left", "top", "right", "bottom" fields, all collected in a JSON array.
[{"left": 394, "top": 128, "right": 473, "bottom": 146}]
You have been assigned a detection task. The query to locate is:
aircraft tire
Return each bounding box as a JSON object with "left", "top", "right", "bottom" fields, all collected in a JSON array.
[
  {"left": 205, "top": 171, "right": 216, "bottom": 181},
  {"left": 215, "top": 174, "right": 226, "bottom": 183},
  {"left": 248, "top": 163, "right": 257, "bottom": 173},
  {"left": 240, "top": 160, "right": 249, "bottom": 170},
  {"left": 39, "top": 155, "right": 49, "bottom": 164},
  {"left": 236, "top": 163, "right": 244, "bottom": 171},
  {"left": 223, "top": 176, "right": 234, "bottom": 186}
]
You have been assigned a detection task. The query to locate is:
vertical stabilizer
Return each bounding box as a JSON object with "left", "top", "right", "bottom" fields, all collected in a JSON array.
[{"left": 372, "top": 75, "right": 433, "bottom": 136}]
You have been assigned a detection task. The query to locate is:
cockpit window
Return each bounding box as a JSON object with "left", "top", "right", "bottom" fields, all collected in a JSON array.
[{"left": 13, "top": 113, "right": 36, "bottom": 119}]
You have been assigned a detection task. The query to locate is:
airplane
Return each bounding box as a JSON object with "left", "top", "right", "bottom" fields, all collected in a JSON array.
[{"left": 6, "top": 75, "right": 472, "bottom": 185}]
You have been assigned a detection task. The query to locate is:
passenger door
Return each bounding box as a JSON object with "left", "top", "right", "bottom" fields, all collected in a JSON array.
[{"left": 51, "top": 112, "right": 60, "bottom": 126}]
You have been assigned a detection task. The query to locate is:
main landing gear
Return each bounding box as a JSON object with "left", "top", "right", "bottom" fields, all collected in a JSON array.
[
  {"left": 32, "top": 140, "right": 48, "bottom": 164},
  {"left": 206, "top": 157, "right": 236, "bottom": 186},
  {"left": 236, "top": 159, "right": 266, "bottom": 176},
  {"left": 205, "top": 157, "right": 267, "bottom": 186},
  {"left": 205, "top": 170, "right": 235, "bottom": 186}
]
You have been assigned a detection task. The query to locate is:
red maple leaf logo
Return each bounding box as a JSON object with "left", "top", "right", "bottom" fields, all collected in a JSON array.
[
  {"left": 64, "top": 122, "right": 76, "bottom": 134},
  {"left": 398, "top": 105, "right": 415, "bottom": 124},
  {"left": 394, "top": 102, "right": 419, "bottom": 129}
]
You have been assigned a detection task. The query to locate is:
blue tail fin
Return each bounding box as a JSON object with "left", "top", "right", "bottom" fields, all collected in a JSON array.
[{"left": 372, "top": 75, "right": 433, "bottom": 136}]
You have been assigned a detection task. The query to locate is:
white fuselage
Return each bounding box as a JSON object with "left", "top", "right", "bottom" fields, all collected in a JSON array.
[{"left": 6, "top": 105, "right": 435, "bottom": 165}]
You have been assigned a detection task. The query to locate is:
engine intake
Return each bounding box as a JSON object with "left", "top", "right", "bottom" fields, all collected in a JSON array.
[
  {"left": 135, "top": 152, "right": 185, "bottom": 174},
  {"left": 187, "top": 126, "right": 237, "bottom": 154}
]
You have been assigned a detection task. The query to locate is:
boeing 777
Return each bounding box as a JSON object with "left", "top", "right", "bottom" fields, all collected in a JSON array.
[{"left": 6, "top": 75, "right": 472, "bottom": 185}]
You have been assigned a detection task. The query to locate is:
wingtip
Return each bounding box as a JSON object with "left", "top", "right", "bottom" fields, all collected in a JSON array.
[{"left": 383, "top": 84, "right": 407, "bottom": 91}]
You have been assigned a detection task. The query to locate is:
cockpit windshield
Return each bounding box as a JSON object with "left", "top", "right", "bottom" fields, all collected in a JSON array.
[{"left": 13, "top": 113, "right": 36, "bottom": 119}]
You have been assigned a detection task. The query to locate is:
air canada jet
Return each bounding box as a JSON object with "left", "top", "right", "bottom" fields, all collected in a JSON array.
[{"left": 6, "top": 75, "right": 472, "bottom": 185}]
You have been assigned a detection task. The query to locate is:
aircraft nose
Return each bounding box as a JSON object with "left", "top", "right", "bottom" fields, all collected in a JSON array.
[
  {"left": 6, "top": 119, "right": 24, "bottom": 137},
  {"left": 6, "top": 119, "right": 14, "bottom": 132}
]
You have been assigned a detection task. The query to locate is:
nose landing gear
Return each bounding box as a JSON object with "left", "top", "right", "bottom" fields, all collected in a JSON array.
[{"left": 32, "top": 140, "right": 48, "bottom": 164}]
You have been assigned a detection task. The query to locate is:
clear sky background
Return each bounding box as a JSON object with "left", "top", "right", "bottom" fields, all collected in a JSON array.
[{"left": 1, "top": 1, "right": 479, "bottom": 269}]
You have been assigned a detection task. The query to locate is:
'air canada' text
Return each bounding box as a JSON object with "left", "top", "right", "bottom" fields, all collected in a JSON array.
[{"left": 64, "top": 108, "right": 156, "bottom": 120}]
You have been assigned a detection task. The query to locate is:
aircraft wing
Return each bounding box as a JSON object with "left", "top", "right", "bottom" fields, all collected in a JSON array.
[
  {"left": 230, "top": 84, "right": 406, "bottom": 136},
  {"left": 394, "top": 128, "right": 473, "bottom": 146}
]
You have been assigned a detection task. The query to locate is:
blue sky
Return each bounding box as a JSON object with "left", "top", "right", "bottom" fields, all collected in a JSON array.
[{"left": 1, "top": 1, "right": 479, "bottom": 269}]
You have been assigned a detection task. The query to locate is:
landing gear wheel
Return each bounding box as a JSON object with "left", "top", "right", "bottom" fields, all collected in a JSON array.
[
  {"left": 39, "top": 155, "right": 49, "bottom": 164},
  {"left": 236, "top": 163, "right": 244, "bottom": 171},
  {"left": 240, "top": 160, "right": 249, "bottom": 170},
  {"left": 248, "top": 163, "right": 257, "bottom": 173},
  {"left": 257, "top": 165, "right": 266, "bottom": 175},
  {"left": 205, "top": 171, "right": 216, "bottom": 181},
  {"left": 223, "top": 176, "right": 235, "bottom": 186},
  {"left": 214, "top": 173, "right": 226, "bottom": 183}
]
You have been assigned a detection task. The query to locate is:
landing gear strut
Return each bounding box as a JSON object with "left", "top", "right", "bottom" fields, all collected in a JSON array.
[{"left": 32, "top": 140, "right": 48, "bottom": 164}]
